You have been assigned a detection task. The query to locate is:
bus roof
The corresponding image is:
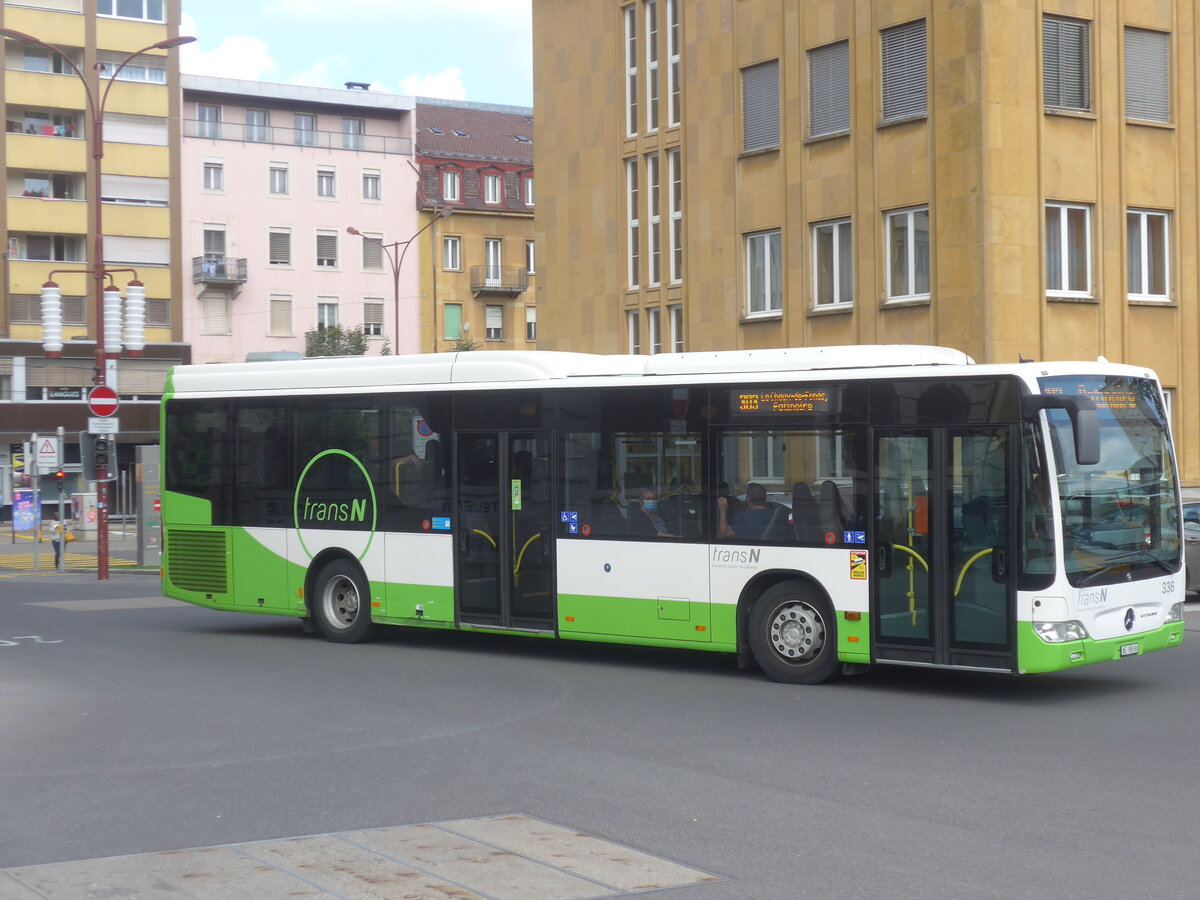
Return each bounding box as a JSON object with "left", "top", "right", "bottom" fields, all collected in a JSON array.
[{"left": 166, "top": 345, "right": 975, "bottom": 395}]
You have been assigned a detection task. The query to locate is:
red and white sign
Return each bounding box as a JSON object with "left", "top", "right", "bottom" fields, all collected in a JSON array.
[{"left": 87, "top": 385, "right": 119, "bottom": 417}]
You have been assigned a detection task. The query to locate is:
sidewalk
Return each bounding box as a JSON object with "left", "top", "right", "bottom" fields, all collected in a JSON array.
[{"left": 0, "top": 527, "right": 148, "bottom": 573}]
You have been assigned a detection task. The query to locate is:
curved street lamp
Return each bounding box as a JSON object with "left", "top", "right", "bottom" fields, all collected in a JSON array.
[{"left": 0, "top": 28, "right": 195, "bottom": 579}]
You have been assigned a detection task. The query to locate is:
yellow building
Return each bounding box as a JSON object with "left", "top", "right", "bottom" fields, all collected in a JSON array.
[
  {"left": 0, "top": 0, "right": 187, "bottom": 508},
  {"left": 532, "top": 0, "right": 1200, "bottom": 486}
]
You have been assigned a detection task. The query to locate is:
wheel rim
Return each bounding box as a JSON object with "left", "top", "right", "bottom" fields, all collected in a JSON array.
[
  {"left": 321, "top": 574, "right": 360, "bottom": 630},
  {"left": 768, "top": 601, "right": 826, "bottom": 663}
]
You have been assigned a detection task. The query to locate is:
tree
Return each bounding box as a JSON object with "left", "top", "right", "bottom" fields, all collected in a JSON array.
[
  {"left": 305, "top": 324, "right": 369, "bottom": 357},
  {"left": 452, "top": 335, "right": 481, "bottom": 351}
]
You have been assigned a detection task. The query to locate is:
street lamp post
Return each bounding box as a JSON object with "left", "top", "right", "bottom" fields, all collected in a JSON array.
[
  {"left": 0, "top": 28, "right": 195, "bottom": 579},
  {"left": 348, "top": 207, "right": 452, "bottom": 353}
]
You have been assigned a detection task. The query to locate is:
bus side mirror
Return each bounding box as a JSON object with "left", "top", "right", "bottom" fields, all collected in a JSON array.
[{"left": 1022, "top": 395, "right": 1100, "bottom": 466}]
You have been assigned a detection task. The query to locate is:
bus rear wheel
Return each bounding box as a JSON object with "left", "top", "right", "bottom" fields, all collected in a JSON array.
[
  {"left": 312, "top": 559, "right": 379, "bottom": 643},
  {"left": 749, "top": 583, "right": 838, "bottom": 684}
]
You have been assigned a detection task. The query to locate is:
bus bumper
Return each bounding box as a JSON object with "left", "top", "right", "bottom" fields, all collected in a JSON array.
[{"left": 1016, "top": 621, "right": 1185, "bottom": 674}]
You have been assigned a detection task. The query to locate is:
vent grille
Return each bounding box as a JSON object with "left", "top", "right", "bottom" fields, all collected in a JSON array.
[{"left": 166, "top": 529, "right": 228, "bottom": 594}]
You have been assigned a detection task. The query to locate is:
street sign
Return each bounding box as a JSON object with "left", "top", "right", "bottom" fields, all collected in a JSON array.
[
  {"left": 88, "top": 417, "right": 120, "bottom": 435},
  {"left": 87, "top": 385, "right": 120, "bottom": 418},
  {"left": 35, "top": 436, "right": 60, "bottom": 470}
]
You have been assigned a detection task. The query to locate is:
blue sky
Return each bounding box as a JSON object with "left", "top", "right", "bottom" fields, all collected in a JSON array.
[{"left": 179, "top": 0, "right": 533, "bottom": 108}]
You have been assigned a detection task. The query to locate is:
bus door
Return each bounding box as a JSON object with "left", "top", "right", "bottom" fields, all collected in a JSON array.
[
  {"left": 455, "top": 431, "right": 555, "bottom": 629},
  {"left": 873, "top": 427, "right": 1014, "bottom": 670}
]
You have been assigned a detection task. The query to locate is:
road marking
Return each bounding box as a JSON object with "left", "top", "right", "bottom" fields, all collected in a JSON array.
[
  {"left": 29, "top": 597, "right": 182, "bottom": 611},
  {"left": 0, "top": 814, "right": 721, "bottom": 899},
  {"left": 0, "top": 636, "right": 63, "bottom": 647}
]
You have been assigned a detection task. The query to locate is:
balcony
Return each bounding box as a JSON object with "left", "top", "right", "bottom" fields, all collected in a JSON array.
[
  {"left": 183, "top": 119, "right": 412, "bottom": 155},
  {"left": 193, "top": 255, "right": 247, "bottom": 288},
  {"left": 469, "top": 266, "right": 529, "bottom": 296}
]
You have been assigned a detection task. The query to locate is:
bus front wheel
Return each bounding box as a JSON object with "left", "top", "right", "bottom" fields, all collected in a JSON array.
[
  {"left": 312, "top": 559, "right": 379, "bottom": 643},
  {"left": 749, "top": 583, "right": 838, "bottom": 684}
]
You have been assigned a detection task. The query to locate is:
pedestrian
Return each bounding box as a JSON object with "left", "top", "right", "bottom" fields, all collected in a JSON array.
[{"left": 50, "top": 513, "right": 63, "bottom": 568}]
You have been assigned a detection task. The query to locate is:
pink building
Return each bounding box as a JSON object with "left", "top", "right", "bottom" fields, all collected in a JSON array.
[{"left": 181, "top": 76, "right": 417, "bottom": 363}]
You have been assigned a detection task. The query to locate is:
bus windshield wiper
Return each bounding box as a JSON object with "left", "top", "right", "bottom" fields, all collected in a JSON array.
[{"left": 1076, "top": 551, "right": 1173, "bottom": 586}]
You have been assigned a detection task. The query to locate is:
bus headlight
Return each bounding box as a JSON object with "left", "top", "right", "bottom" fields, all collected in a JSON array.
[
  {"left": 1034, "top": 620, "right": 1089, "bottom": 642},
  {"left": 1165, "top": 602, "right": 1185, "bottom": 624}
]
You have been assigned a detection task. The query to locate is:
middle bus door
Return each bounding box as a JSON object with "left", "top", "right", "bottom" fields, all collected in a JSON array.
[
  {"left": 455, "top": 431, "right": 555, "bottom": 630},
  {"left": 873, "top": 428, "right": 1015, "bottom": 670}
]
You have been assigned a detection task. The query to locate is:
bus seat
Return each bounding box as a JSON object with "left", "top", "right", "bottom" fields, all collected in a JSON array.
[
  {"left": 791, "top": 482, "right": 819, "bottom": 541},
  {"left": 819, "top": 480, "right": 847, "bottom": 535}
]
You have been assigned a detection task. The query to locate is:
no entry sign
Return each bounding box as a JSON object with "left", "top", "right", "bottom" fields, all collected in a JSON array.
[{"left": 87, "top": 385, "right": 120, "bottom": 417}]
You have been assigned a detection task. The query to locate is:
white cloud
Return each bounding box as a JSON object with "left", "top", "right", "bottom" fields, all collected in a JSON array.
[
  {"left": 180, "top": 14, "right": 278, "bottom": 80},
  {"left": 400, "top": 67, "right": 467, "bottom": 101}
]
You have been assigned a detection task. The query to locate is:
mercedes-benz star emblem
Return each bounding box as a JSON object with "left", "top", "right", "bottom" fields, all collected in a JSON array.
[{"left": 1124, "top": 608, "right": 1136, "bottom": 631}]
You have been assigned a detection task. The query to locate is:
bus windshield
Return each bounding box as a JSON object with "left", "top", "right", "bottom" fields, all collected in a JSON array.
[{"left": 1039, "top": 375, "right": 1180, "bottom": 587}]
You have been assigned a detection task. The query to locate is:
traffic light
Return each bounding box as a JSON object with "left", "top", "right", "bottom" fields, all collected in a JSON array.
[
  {"left": 79, "top": 432, "right": 115, "bottom": 482},
  {"left": 55, "top": 469, "right": 64, "bottom": 492},
  {"left": 94, "top": 437, "right": 110, "bottom": 471}
]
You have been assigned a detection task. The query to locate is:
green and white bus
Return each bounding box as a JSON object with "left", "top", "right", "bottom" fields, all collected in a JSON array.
[{"left": 161, "top": 345, "right": 1186, "bottom": 684}]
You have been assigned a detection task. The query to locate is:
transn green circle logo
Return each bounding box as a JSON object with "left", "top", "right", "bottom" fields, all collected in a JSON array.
[{"left": 292, "top": 449, "right": 377, "bottom": 561}]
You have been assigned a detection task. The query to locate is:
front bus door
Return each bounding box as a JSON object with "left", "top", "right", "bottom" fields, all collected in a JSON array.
[
  {"left": 873, "top": 427, "right": 1015, "bottom": 671},
  {"left": 455, "top": 431, "right": 555, "bottom": 630}
]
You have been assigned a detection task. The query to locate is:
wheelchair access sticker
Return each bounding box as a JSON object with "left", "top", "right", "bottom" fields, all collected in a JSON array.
[{"left": 849, "top": 550, "right": 868, "bottom": 581}]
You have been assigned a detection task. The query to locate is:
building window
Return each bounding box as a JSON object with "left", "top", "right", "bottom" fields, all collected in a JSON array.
[
  {"left": 361, "top": 233, "right": 383, "bottom": 271},
  {"left": 809, "top": 40, "right": 850, "bottom": 137},
  {"left": 667, "top": 147, "right": 682, "bottom": 283},
  {"left": 317, "top": 167, "right": 336, "bottom": 198},
  {"left": 269, "top": 163, "right": 288, "bottom": 195},
  {"left": 316, "top": 231, "right": 338, "bottom": 268},
  {"left": 363, "top": 299, "right": 384, "bottom": 336},
  {"left": 203, "top": 226, "right": 226, "bottom": 261},
  {"left": 294, "top": 113, "right": 316, "bottom": 146},
  {"left": 745, "top": 229, "right": 782, "bottom": 315},
  {"left": 646, "top": 152, "right": 661, "bottom": 286},
  {"left": 245, "top": 109, "right": 269, "bottom": 143},
  {"left": 443, "top": 235, "right": 462, "bottom": 271},
  {"left": 269, "top": 294, "right": 292, "bottom": 337},
  {"left": 199, "top": 291, "right": 230, "bottom": 335},
  {"left": 485, "top": 238, "right": 503, "bottom": 285},
  {"left": 648, "top": 306, "right": 662, "bottom": 354},
  {"left": 881, "top": 19, "right": 927, "bottom": 122},
  {"left": 625, "top": 5, "right": 639, "bottom": 137},
  {"left": 1125, "top": 28, "right": 1170, "bottom": 123},
  {"left": 667, "top": 0, "right": 681, "bottom": 126},
  {"left": 525, "top": 240, "right": 536, "bottom": 274},
  {"left": 197, "top": 104, "right": 221, "bottom": 139},
  {"left": 343, "top": 117, "right": 364, "bottom": 150},
  {"left": 269, "top": 228, "right": 291, "bottom": 267},
  {"left": 742, "top": 60, "right": 780, "bottom": 152},
  {"left": 627, "top": 309, "right": 641, "bottom": 354},
  {"left": 1127, "top": 209, "right": 1169, "bottom": 300},
  {"left": 98, "top": 49, "right": 165, "bottom": 83},
  {"left": 1045, "top": 202, "right": 1091, "bottom": 296},
  {"left": 646, "top": 0, "right": 660, "bottom": 132},
  {"left": 669, "top": 304, "right": 684, "bottom": 352},
  {"left": 626, "top": 158, "right": 640, "bottom": 290},
  {"left": 483, "top": 172, "right": 501, "bottom": 204},
  {"left": 523, "top": 175, "right": 535, "bottom": 206},
  {"left": 443, "top": 303, "right": 463, "bottom": 340},
  {"left": 203, "top": 161, "right": 223, "bottom": 191},
  {"left": 525, "top": 306, "right": 537, "bottom": 342},
  {"left": 317, "top": 299, "right": 339, "bottom": 331},
  {"left": 362, "top": 169, "right": 381, "bottom": 200},
  {"left": 97, "top": 0, "right": 164, "bottom": 23},
  {"left": 443, "top": 169, "right": 460, "bottom": 202},
  {"left": 813, "top": 218, "right": 853, "bottom": 307},
  {"left": 1043, "top": 16, "right": 1091, "bottom": 112},
  {"left": 485, "top": 305, "right": 504, "bottom": 341},
  {"left": 885, "top": 207, "right": 930, "bottom": 300}
]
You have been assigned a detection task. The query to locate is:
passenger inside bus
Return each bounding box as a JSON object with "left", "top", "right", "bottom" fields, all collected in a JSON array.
[{"left": 629, "top": 487, "right": 677, "bottom": 537}]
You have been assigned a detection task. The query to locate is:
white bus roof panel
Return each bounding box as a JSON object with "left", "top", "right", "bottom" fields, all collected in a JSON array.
[{"left": 642, "top": 345, "right": 974, "bottom": 376}]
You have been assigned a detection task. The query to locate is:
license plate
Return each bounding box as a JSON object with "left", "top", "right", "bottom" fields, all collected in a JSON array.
[{"left": 1119, "top": 643, "right": 1140, "bottom": 658}]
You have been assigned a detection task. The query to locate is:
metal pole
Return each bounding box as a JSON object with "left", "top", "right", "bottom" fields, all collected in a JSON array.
[{"left": 57, "top": 426, "right": 65, "bottom": 572}]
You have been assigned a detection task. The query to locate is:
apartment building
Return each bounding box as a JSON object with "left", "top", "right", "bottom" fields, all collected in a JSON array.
[
  {"left": 0, "top": 0, "right": 188, "bottom": 514},
  {"left": 413, "top": 98, "right": 535, "bottom": 352},
  {"left": 532, "top": 1, "right": 1200, "bottom": 486},
  {"left": 181, "top": 76, "right": 416, "bottom": 363}
]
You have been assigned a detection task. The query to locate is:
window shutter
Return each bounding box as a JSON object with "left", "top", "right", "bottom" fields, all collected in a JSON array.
[
  {"left": 200, "top": 292, "right": 228, "bottom": 334},
  {"left": 101, "top": 174, "right": 169, "bottom": 204},
  {"left": 362, "top": 237, "right": 383, "bottom": 270},
  {"left": 203, "top": 229, "right": 225, "bottom": 255},
  {"left": 104, "top": 235, "right": 169, "bottom": 265},
  {"left": 742, "top": 60, "right": 780, "bottom": 152},
  {"left": 1125, "top": 28, "right": 1170, "bottom": 122},
  {"left": 146, "top": 298, "right": 170, "bottom": 326},
  {"left": 269, "top": 230, "right": 291, "bottom": 265},
  {"left": 269, "top": 295, "right": 292, "bottom": 336},
  {"left": 809, "top": 41, "right": 850, "bottom": 136},
  {"left": 105, "top": 113, "right": 168, "bottom": 145},
  {"left": 117, "top": 359, "right": 172, "bottom": 394},
  {"left": 316, "top": 232, "right": 338, "bottom": 266},
  {"left": 1043, "top": 16, "right": 1090, "bottom": 110},
  {"left": 881, "top": 20, "right": 927, "bottom": 121},
  {"left": 363, "top": 301, "right": 384, "bottom": 329}
]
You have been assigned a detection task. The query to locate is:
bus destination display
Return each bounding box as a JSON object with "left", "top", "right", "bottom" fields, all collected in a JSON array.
[
  {"left": 1042, "top": 384, "right": 1139, "bottom": 411},
  {"left": 733, "top": 388, "right": 833, "bottom": 415}
]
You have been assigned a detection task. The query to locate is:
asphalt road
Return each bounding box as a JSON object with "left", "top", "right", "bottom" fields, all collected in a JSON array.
[{"left": 2, "top": 573, "right": 1198, "bottom": 899}]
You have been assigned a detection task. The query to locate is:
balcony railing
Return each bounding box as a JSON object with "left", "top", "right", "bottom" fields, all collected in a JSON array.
[
  {"left": 469, "top": 265, "right": 529, "bottom": 295},
  {"left": 193, "top": 255, "right": 247, "bottom": 284},
  {"left": 184, "top": 119, "right": 411, "bottom": 155}
]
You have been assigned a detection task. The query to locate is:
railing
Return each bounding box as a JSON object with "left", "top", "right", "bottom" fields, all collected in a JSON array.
[
  {"left": 193, "top": 255, "right": 248, "bottom": 284},
  {"left": 469, "top": 266, "right": 529, "bottom": 295},
  {"left": 183, "top": 119, "right": 411, "bottom": 155}
]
